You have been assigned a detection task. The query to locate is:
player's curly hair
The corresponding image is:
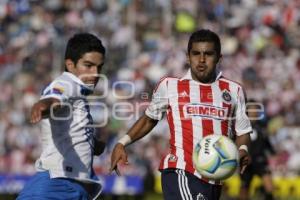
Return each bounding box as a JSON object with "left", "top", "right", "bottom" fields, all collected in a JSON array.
[
  {"left": 64, "top": 33, "right": 106, "bottom": 71},
  {"left": 187, "top": 29, "right": 221, "bottom": 56}
]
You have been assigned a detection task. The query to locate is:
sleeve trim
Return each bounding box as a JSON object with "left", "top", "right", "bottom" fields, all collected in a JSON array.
[
  {"left": 40, "top": 95, "right": 64, "bottom": 102},
  {"left": 145, "top": 109, "right": 162, "bottom": 120},
  {"left": 235, "top": 129, "right": 252, "bottom": 136}
]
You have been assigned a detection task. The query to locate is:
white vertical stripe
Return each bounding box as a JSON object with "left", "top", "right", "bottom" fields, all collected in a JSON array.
[
  {"left": 169, "top": 80, "right": 185, "bottom": 169},
  {"left": 179, "top": 170, "right": 190, "bottom": 200},
  {"left": 163, "top": 154, "right": 171, "bottom": 169},
  {"left": 177, "top": 170, "right": 188, "bottom": 200},
  {"left": 177, "top": 170, "right": 193, "bottom": 200},
  {"left": 189, "top": 82, "right": 203, "bottom": 151},
  {"left": 211, "top": 83, "right": 222, "bottom": 136},
  {"left": 182, "top": 170, "right": 193, "bottom": 200},
  {"left": 228, "top": 81, "right": 239, "bottom": 138},
  {"left": 191, "top": 82, "right": 205, "bottom": 181}
]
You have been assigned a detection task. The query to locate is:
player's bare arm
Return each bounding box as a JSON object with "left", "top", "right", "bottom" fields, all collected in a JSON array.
[
  {"left": 235, "top": 132, "right": 251, "bottom": 174},
  {"left": 110, "top": 114, "right": 158, "bottom": 175},
  {"left": 30, "top": 98, "right": 60, "bottom": 123}
]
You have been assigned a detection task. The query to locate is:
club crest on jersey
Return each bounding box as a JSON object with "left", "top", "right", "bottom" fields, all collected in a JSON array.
[
  {"left": 183, "top": 103, "right": 227, "bottom": 120},
  {"left": 222, "top": 90, "right": 231, "bottom": 102}
]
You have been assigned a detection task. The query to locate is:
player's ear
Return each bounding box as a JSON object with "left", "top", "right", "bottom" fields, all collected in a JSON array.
[{"left": 65, "top": 59, "right": 75, "bottom": 73}]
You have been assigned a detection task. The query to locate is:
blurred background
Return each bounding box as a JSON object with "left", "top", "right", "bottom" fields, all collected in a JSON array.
[{"left": 0, "top": 0, "right": 299, "bottom": 199}]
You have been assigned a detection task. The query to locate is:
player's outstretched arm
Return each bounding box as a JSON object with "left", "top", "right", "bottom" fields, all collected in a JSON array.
[
  {"left": 110, "top": 114, "right": 158, "bottom": 175},
  {"left": 235, "top": 132, "right": 251, "bottom": 174},
  {"left": 30, "top": 98, "right": 60, "bottom": 123}
]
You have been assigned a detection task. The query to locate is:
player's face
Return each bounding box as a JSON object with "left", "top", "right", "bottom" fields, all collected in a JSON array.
[
  {"left": 187, "top": 41, "right": 221, "bottom": 83},
  {"left": 66, "top": 51, "right": 104, "bottom": 86}
]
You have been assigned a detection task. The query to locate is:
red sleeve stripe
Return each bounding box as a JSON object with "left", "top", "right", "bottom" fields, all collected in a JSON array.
[{"left": 218, "top": 80, "right": 232, "bottom": 136}]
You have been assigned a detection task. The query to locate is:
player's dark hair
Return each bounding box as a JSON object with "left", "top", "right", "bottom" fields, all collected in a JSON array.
[
  {"left": 64, "top": 33, "right": 106, "bottom": 71},
  {"left": 187, "top": 29, "right": 221, "bottom": 56}
]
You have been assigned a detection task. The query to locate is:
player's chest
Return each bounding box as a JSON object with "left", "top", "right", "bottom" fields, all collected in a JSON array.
[{"left": 167, "top": 83, "right": 236, "bottom": 120}]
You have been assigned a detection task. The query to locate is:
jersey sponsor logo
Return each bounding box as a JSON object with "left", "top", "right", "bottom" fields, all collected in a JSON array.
[{"left": 183, "top": 103, "right": 227, "bottom": 120}]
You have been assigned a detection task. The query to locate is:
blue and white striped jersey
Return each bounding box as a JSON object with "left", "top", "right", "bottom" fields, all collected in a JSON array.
[{"left": 35, "top": 72, "right": 101, "bottom": 199}]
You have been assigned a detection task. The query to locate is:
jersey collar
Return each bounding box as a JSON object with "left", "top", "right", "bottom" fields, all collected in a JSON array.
[
  {"left": 63, "top": 72, "right": 85, "bottom": 85},
  {"left": 181, "top": 69, "right": 222, "bottom": 83},
  {"left": 63, "top": 72, "right": 94, "bottom": 96}
]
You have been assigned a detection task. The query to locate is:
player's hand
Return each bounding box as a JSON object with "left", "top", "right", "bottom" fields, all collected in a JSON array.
[
  {"left": 30, "top": 102, "right": 48, "bottom": 123},
  {"left": 239, "top": 149, "right": 251, "bottom": 174},
  {"left": 110, "top": 143, "right": 128, "bottom": 176}
]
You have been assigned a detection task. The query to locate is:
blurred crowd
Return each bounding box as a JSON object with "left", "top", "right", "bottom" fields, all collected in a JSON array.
[{"left": 0, "top": 0, "right": 299, "bottom": 188}]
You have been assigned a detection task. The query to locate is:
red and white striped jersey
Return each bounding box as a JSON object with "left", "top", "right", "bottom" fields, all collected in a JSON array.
[{"left": 145, "top": 69, "right": 252, "bottom": 184}]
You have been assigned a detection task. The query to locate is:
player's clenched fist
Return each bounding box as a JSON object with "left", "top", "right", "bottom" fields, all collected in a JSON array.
[
  {"left": 30, "top": 102, "right": 48, "bottom": 124},
  {"left": 30, "top": 98, "right": 59, "bottom": 124},
  {"left": 110, "top": 143, "right": 128, "bottom": 176}
]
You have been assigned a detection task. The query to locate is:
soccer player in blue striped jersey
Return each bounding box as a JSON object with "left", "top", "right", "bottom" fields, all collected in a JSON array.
[{"left": 17, "top": 33, "right": 106, "bottom": 200}]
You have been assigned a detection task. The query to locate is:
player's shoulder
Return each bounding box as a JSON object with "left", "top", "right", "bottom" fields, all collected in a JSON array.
[
  {"left": 219, "top": 76, "right": 244, "bottom": 90},
  {"left": 51, "top": 73, "right": 77, "bottom": 87},
  {"left": 55, "top": 72, "right": 74, "bottom": 82},
  {"left": 156, "top": 76, "right": 179, "bottom": 86},
  {"left": 159, "top": 76, "right": 179, "bottom": 82},
  {"left": 42, "top": 73, "right": 76, "bottom": 95},
  {"left": 153, "top": 76, "right": 178, "bottom": 92}
]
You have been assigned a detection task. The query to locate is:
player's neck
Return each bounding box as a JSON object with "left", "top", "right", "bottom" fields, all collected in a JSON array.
[{"left": 192, "top": 72, "right": 217, "bottom": 84}]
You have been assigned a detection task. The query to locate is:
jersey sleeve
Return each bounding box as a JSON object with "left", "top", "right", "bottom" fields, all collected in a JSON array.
[
  {"left": 145, "top": 78, "right": 169, "bottom": 120},
  {"left": 40, "top": 79, "right": 73, "bottom": 102},
  {"left": 234, "top": 87, "right": 252, "bottom": 136}
]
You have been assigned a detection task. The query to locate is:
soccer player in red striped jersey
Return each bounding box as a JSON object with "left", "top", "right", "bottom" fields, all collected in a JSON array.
[{"left": 110, "top": 29, "right": 252, "bottom": 200}]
